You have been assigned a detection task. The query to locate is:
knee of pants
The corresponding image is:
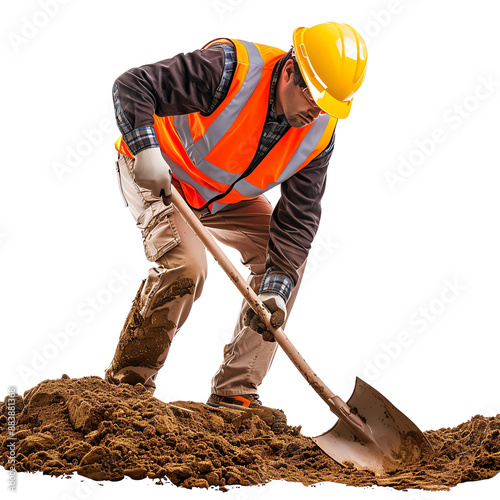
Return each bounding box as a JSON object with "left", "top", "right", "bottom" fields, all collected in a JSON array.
[
  {"left": 179, "top": 252, "right": 207, "bottom": 301},
  {"left": 156, "top": 250, "right": 207, "bottom": 303}
]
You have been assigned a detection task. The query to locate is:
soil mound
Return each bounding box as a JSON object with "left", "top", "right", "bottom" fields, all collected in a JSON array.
[{"left": 1, "top": 376, "right": 499, "bottom": 491}]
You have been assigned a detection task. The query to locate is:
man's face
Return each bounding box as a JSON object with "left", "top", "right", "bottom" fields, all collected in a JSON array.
[{"left": 276, "top": 59, "right": 324, "bottom": 128}]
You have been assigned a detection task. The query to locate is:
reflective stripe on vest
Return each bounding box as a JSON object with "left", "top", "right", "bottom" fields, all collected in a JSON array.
[
  {"left": 115, "top": 38, "right": 337, "bottom": 213},
  {"left": 173, "top": 41, "right": 264, "bottom": 163},
  {"left": 233, "top": 116, "right": 330, "bottom": 197}
]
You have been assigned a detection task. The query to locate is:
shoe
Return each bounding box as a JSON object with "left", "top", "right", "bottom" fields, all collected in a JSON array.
[
  {"left": 206, "top": 393, "right": 262, "bottom": 409},
  {"left": 206, "top": 393, "right": 287, "bottom": 432}
]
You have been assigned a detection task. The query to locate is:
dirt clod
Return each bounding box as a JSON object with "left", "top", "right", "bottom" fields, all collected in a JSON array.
[{"left": 1, "top": 376, "right": 499, "bottom": 491}]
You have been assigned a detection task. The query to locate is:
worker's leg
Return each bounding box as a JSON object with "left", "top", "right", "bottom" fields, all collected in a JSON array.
[
  {"left": 203, "top": 196, "right": 306, "bottom": 397},
  {"left": 105, "top": 154, "right": 207, "bottom": 394}
]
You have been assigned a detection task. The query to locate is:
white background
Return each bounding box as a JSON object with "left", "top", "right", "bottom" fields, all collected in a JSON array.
[{"left": 1, "top": 0, "right": 499, "bottom": 499}]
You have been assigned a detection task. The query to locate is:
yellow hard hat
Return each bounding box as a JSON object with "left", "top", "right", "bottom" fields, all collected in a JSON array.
[{"left": 293, "top": 22, "right": 368, "bottom": 118}]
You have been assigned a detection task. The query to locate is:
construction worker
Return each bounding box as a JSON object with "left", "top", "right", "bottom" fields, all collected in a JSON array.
[{"left": 105, "top": 22, "right": 367, "bottom": 428}]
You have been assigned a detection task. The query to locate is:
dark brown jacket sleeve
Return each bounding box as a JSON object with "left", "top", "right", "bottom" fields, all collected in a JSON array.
[
  {"left": 267, "top": 139, "right": 334, "bottom": 285},
  {"left": 114, "top": 47, "right": 226, "bottom": 131}
]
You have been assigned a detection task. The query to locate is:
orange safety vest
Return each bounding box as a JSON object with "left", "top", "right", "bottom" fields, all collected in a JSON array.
[{"left": 115, "top": 38, "right": 337, "bottom": 213}]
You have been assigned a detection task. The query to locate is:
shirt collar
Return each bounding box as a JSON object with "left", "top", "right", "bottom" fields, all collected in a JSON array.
[{"left": 269, "top": 49, "right": 293, "bottom": 123}]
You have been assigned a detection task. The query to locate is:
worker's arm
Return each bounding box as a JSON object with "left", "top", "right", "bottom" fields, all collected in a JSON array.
[
  {"left": 266, "top": 132, "right": 335, "bottom": 290},
  {"left": 113, "top": 44, "right": 235, "bottom": 155},
  {"left": 244, "top": 134, "right": 335, "bottom": 341},
  {"left": 113, "top": 43, "right": 235, "bottom": 200}
]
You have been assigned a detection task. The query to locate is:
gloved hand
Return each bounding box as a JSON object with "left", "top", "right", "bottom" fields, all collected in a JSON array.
[
  {"left": 133, "top": 147, "right": 172, "bottom": 205},
  {"left": 243, "top": 270, "right": 294, "bottom": 342},
  {"left": 243, "top": 292, "right": 287, "bottom": 342}
]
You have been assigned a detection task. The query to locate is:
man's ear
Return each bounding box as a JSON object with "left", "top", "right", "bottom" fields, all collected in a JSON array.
[{"left": 282, "top": 58, "right": 295, "bottom": 84}]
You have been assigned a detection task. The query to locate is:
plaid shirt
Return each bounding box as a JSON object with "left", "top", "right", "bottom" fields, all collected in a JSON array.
[{"left": 259, "top": 268, "right": 294, "bottom": 302}]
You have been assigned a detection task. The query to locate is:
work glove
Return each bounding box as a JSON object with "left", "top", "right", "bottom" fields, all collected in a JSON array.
[
  {"left": 243, "top": 293, "right": 287, "bottom": 342},
  {"left": 243, "top": 270, "right": 294, "bottom": 342},
  {"left": 133, "top": 147, "right": 172, "bottom": 206}
]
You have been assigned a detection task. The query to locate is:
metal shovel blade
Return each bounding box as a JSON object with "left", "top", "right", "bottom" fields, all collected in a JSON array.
[{"left": 313, "top": 377, "right": 433, "bottom": 473}]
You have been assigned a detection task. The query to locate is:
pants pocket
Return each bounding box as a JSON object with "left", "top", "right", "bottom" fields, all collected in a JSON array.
[
  {"left": 115, "top": 154, "right": 181, "bottom": 262},
  {"left": 141, "top": 203, "right": 181, "bottom": 262}
]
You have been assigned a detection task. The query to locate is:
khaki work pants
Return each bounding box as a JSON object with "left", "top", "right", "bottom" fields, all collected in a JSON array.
[{"left": 105, "top": 153, "right": 305, "bottom": 396}]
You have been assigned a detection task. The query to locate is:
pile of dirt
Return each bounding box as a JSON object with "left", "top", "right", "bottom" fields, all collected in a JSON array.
[{"left": 1, "top": 375, "right": 499, "bottom": 491}]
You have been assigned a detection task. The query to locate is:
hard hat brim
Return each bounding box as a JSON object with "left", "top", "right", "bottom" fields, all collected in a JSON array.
[{"left": 314, "top": 91, "right": 352, "bottom": 119}]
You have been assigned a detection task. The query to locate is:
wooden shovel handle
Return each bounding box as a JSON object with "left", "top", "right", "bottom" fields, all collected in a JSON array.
[{"left": 171, "top": 188, "right": 356, "bottom": 424}]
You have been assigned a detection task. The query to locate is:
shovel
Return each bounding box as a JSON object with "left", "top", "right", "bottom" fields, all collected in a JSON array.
[{"left": 169, "top": 187, "right": 433, "bottom": 473}]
